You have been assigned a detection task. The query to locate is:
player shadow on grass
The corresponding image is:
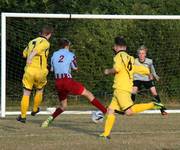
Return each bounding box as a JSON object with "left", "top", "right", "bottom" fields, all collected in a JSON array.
[
  {"left": 29, "top": 118, "right": 100, "bottom": 137},
  {"left": 53, "top": 122, "right": 100, "bottom": 137}
]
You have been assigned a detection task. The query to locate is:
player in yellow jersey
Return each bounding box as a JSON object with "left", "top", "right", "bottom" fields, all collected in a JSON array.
[
  {"left": 100, "top": 36, "right": 165, "bottom": 139},
  {"left": 17, "top": 26, "right": 53, "bottom": 123}
]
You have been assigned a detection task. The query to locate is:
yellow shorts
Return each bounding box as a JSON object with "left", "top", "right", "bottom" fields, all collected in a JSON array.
[
  {"left": 109, "top": 89, "right": 133, "bottom": 111},
  {"left": 22, "top": 67, "right": 48, "bottom": 90}
]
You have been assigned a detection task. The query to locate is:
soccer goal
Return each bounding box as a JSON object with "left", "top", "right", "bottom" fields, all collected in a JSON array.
[{"left": 1, "top": 13, "right": 180, "bottom": 117}]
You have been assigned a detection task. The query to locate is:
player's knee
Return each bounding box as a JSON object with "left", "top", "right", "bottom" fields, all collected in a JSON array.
[
  {"left": 81, "top": 88, "right": 95, "bottom": 101},
  {"left": 107, "top": 108, "right": 115, "bottom": 115},
  {"left": 23, "top": 89, "right": 31, "bottom": 96},
  {"left": 151, "top": 91, "right": 158, "bottom": 96},
  {"left": 150, "top": 87, "right": 157, "bottom": 95},
  {"left": 60, "top": 99, "right": 67, "bottom": 110},
  {"left": 125, "top": 108, "right": 134, "bottom": 116},
  {"left": 60, "top": 106, "right": 66, "bottom": 111},
  {"left": 81, "top": 88, "right": 89, "bottom": 96},
  {"left": 132, "top": 87, "right": 138, "bottom": 94},
  {"left": 36, "top": 89, "right": 44, "bottom": 93}
]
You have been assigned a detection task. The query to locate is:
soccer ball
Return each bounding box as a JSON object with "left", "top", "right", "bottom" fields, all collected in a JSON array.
[{"left": 91, "top": 111, "right": 104, "bottom": 123}]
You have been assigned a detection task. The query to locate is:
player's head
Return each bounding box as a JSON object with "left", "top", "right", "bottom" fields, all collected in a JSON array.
[
  {"left": 137, "top": 45, "right": 148, "bottom": 61},
  {"left": 58, "top": 38, "right": 71, "bottom": 49},
  {"left": 40, "top": 26, "right": 53, "bottom": 39},
  {"left": 113, "top": 36, "right": 127, "bottom": 53}
]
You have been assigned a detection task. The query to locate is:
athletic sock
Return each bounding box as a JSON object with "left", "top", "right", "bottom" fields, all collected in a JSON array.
[
  {"left": 154, "top": 95, "right": 161, "bottom": 103},
  {"left": 131, "top": 102, "right": 154, "bottom": 113},
  {"left": 21, "top": 95, "right": 30, "bottom": 118},
  {"left": 33, "top": 92, "right": 43, "bottom": 112},
  {"left": 131, "top": 94, "right": 136, "bottom": 102},
  {"left": 52, "top": 108, "right": 64, "bottom": 119},
  {"left": 91, "top": 98, "right": 107, "bottom": 114},
  {"left": 103, "top": 114, "right": 115, "bottom": 136}
]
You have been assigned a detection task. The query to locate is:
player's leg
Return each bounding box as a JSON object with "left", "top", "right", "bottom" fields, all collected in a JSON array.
[
  {"left": 69, "top": 79, "right": 107, "bottom": 114},
  {"left": 52, "top": 98, "right": 67, "bottom": 119},
  {"left": 17, "top": 70, "right": 33, "bottom": 123},
  {"left": 81, "top": 88, "right": 107, "bottom": 114},
  {"left": 144, "top": 81, "right": 167, "bottom": 115},
  {"left": 115, "top": 90, "right": 155, "bottom": 116},
  {"left": 32, "top": 70, "right": 48, "bottom": 115},
  {"left": 41, "top": 85, "right": 69, "bottom": 128},
  {"left": 131, "top": 86, "right": 138, "bottom": 102},
  {"left": 41, "top": 98, "right": 67, "bottom": 128},
  {"left": 150, "top": 86, "right": 168, "bottom": 115},
  {"left": 17, "top": 89, "right": 31, "bottom": 123},
  {"left": 100, "top": 96, "right": 119, "bottom": 138},
  {"left": 143, "top": 81, "right": 159, "bottom": 102},
  {"left": 100, "top": 108, "right": 115, "bottom": 139},
  {"left": 31, "top": 89, "right": 43, "bottom": 116},
  {"left": 125, "top": 102, "right": 155, "bottom": 115},
  {"left": 131, "top": 80, "right": 141, "bottom": 102},
  {"left": 150, "top": 86, "right": 160, "bottom": 102},
  {"left": 125, "top": 99, "right": 166, "bottom": 115}
]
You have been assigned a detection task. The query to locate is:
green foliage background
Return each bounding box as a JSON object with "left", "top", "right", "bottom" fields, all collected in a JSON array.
[{"left": 0, "top": 0, "right": 180, "bottom": 105}]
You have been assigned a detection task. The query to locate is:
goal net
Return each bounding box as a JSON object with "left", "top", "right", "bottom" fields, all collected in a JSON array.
[{"left": 1, "top": 13, "right": 180, "bottom": 117}]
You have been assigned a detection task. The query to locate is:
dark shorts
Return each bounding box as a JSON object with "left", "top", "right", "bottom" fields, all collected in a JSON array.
[
  {"left": 133, "top": 80, "right": 155, "bottom": 90},
  {"left": 55, "top": 78, "right": 85, "bottom": 101}
]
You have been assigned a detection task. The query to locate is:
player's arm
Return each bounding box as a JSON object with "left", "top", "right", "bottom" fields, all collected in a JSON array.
[
  {"left": 26, "top": 50, "right": 38, "bottom": 64},
  {"left": 23, "top": 46, "right": 29, "bottom": 58},
  {"left": 71, "top": 55, "right": 78, "bottom": 71},
  {"left": 27, "top": 40, "right": 49, "bottom": 64},
  {"left": 104, "top": 55, "right": 122, "bottom": 75},
  {"left": 150, "top": 60, "right": 160, "bottom": 81},
  {"left": 104, "top": 68, "right": 116, "bottom": 75},
  {"left": 50, "top": 54, "right": 54, "bottom": 72}
]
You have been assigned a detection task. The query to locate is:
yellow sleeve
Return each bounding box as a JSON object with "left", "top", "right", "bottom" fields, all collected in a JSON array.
[
  {"left": 34, "top": 40, "right": 49, "bottom": 55},
  {"left": 134, "top": 65, "right": 150, "bottom": 75},
  {"left": 23, "top": 47, "right": 28, "bottom": 58},
  {"left": 113, "top": 55, "right": 123, "bottom": 72}
]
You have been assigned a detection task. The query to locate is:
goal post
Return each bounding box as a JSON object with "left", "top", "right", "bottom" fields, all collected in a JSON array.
[
  {"left": 1, "top": 13, "right": 180, "bottom": 117},
  {"left": 1, "top": 13, "right": 6, "bottom": 118}
]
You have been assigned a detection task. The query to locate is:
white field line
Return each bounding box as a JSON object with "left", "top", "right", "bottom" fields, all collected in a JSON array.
[{"left": 1, "top": 109, "right": 180, "bottom": 116}]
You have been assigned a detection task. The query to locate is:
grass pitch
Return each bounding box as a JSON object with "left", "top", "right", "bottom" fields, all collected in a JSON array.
[{"left": 0, "top": 114, "right": 180, "bottom": 150}]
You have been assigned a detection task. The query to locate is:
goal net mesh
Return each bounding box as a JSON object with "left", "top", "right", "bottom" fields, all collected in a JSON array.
[{"left": 3, "top": 17, "right": 180, "bottom": 112}]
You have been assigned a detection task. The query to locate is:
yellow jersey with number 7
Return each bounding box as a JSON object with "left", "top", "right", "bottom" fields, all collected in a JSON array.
[
  {"left": 23, "top": 36, "right": 50, "bottom": 70},
  {"left": 22, "top": 36, "right": 50, "bottom": 90}
]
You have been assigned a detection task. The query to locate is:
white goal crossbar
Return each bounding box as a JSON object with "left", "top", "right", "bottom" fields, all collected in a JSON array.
[{"left": 1, "top": 13, "right": 180, "bottom": 117}]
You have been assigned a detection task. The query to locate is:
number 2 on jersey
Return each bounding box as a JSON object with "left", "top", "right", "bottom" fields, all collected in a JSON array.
[{"left": 58, "top": 55, "right": 64, "bottom": 62}]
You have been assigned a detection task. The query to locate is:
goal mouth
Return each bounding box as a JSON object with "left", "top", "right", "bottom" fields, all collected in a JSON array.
[{"left": 1, "top": 13, "right": 180, "bottom": 117}]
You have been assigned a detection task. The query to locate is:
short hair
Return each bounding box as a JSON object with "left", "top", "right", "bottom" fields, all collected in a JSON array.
[
  {"left": 58, "top": 38, "right": 71, "bottom": 48},
  {"left": 114, "top": 36, "right": 126, "bottom": 46},
  {"left": 137, "top": 45, "right": 148, "bottom": 54},
  {"left": 40, "top": 26, "right": 53, "bottom": 36}
]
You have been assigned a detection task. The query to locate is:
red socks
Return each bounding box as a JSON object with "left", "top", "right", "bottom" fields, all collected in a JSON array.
[
  {"left": 52, "top": 98, "right": 106, "bottom": 119},
  {"left": 91, "top": 98, "right": 107, "bottom": 114},
  {"left": 52, "top": 107, "right": 64, "bottom": 119}
]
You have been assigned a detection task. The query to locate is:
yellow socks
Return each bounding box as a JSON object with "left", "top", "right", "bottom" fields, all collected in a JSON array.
[
  {"left": 101, "top": 103, "right": 154, "bottom": 137},
  {"left": 33, "top": 92, "right": 43, "bottom": 112},
  {"left": 21, "top": 95, "right": 30, "bottom": 118},
  {"left": 131, "top": 102, "right": 154, "bottom": 113},
  {"left": 103, "top": 114, "right": 116, "bottom": 136},
  {"left": 20, "top": 92, "right": 43, "bottom": 118}
]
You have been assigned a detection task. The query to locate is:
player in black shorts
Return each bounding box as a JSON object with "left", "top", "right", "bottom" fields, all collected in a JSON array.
[{"left": 132, "top": 45, "right": 167, "bottom": 115}]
